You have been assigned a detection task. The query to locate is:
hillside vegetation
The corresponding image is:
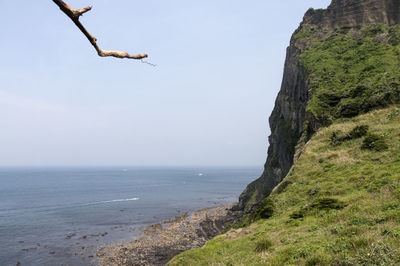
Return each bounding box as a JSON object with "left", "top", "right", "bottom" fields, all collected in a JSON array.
[
  {"left": 299, "top": 23, "right": 400, "bottom": 126},
  {"left": 238, "top": 22, "right": 400, "bottom": 212},
  {"left": 169, "top": 106, "right": 400, "bottom": 265},
  {"left": 169, "top": 21, "right": 400, "bottom": 265}
]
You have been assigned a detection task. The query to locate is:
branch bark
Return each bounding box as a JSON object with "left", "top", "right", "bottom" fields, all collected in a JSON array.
[{"left": 53, "top": 0, "right": 148, "bottom": 60}]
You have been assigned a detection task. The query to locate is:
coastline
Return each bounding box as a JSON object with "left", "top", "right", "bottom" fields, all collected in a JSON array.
[
  {"left": 1, "top": 167, "right": 258, "bottom": 266},
  {"left": 97, "top": 204, "right": 242, "bottom": 265}
]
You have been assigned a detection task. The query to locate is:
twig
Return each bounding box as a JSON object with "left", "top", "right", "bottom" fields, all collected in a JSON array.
[
  {"left": 141, "top": 60, "right": 157, "bottom": 67},
  {"left": 53, "top": 0, "right": 148, "bottom": 60}
]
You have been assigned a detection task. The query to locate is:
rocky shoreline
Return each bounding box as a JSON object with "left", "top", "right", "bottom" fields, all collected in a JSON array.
[{"left": 97, "top": 204, "right": 242, "bottom": 266}]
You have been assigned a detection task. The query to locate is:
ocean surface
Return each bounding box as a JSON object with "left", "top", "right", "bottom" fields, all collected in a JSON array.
[{"left": 0, "top": 167, "right": 261, "bottom": 266}]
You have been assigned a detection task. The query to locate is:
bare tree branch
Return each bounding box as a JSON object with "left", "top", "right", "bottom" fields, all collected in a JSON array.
[{"left": 53, "top": 0, "right": 148, "bottom": 60}]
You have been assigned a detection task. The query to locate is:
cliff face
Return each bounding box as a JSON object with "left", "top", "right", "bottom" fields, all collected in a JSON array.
[
  {"left": 238, "top": 0, "right": 400, "bottom": 210},
  {"left": 237, "top": 35, "right": 308, "bottom": 210},
  {"left": 304, "top": 0, "right": 400, "bottom": 29},
  {"left": 171, "top": 0, "right": 400, "bottom": 263}
]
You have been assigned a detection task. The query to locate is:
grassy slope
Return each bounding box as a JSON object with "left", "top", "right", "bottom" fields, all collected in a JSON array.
[{"left": 169, "top": 106, "right": 400, "bottom": 265}]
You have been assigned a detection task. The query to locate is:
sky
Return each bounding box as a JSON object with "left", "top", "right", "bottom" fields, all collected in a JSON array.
[{"left": 0, "top": 0, "right": 331, "bottom": 167}]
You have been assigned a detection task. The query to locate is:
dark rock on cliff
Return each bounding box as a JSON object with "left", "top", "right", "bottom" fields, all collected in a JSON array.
[
  {"left": 237, "top": 35, "right": 309, "bottom": 210},
  {"left": 238, "top": 0, "right": 400, "bottom": 211},
  {"left": 304, "top": 0, "right": 400, "bottom": 29}
]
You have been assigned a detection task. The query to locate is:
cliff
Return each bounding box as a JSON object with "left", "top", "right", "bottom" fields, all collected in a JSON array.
[
  {"left": 238, "top": 0, "right": 400, "bottom": 210},
  {"left": 304, "top": 0, "right": 400, "bottom": 29},
  {"left": 169, "top": 0, "right": 400, "bottom": 264}
]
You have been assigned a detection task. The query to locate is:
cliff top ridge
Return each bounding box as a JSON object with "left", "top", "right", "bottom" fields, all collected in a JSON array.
[{"left": 303, "top": 0, "right": 400, "bottom": 29}]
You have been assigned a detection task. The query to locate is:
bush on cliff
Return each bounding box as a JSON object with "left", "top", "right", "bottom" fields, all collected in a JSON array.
[
  {"left": 361, "top": 133, "right": 388, "bottom": 151},
  {"left": 250, "top": 197, "right": 274, "bottom": 221},
  {"left": 290, "top": 197, "right": 346, "bottom": 220},
  {"left": 330, "top": 124, "right": 369, "bottom": 145}
]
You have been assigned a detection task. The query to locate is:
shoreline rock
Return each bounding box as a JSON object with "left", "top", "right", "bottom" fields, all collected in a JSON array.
[{"left": 97, "top": 204, "right": 242, "bottom": 266}]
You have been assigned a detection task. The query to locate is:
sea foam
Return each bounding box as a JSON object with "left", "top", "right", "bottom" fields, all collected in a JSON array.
[{"left": 84, "top": 198, "right": 140, "bottom": 206}]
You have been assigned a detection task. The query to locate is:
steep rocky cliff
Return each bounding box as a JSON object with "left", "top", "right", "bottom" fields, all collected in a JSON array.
[
  {"left": 170, "top": 0, "right": 400, "bottom": 263},
  {"left": 170, "top": 0, "right": 400, "bottom": 264},
  {"left": 304, "top": 0, "right": 400, "bottom": 29},
  {"left": 238, "top": 0, "right": 400, "bottom": 210}
]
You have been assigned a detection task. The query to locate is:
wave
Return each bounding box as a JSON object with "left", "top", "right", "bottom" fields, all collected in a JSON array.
[
  {"left": 0, "top": 198, "right": 141, "bottom": 217},
  {"left": 83, "top": 198, "right": 140, "bottom": 206}
]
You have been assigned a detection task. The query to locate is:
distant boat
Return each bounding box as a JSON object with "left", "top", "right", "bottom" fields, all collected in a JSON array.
[{"left": 198, "top": 173, "right": 204, "bottom": 176}]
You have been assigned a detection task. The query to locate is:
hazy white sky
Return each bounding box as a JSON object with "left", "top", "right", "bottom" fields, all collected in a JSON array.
[{"left": 0, "top": 0, "right": 331, "bottom": 166}]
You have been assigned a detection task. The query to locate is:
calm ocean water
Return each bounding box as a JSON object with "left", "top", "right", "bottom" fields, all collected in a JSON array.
[{"left": 0, "top": 167, "right": 260, "bottom": 266}]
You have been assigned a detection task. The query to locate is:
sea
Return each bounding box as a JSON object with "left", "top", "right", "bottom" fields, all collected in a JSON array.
[{"left": 0, "top": 167, "right": 261, "bottom": 266}]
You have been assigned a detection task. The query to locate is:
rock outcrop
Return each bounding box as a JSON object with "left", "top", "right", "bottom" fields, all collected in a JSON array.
[
  {"left": 238, "top": 0, "right": 400, "bottom": 210},
  {"left": 304, "top": 0, "right": 400, "bottom": 29}
]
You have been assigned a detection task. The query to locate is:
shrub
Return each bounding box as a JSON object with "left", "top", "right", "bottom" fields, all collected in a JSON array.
[
  {"left": 351, "top": 85, "right": 368, "bottom": 97},
  {"left": 361, "top": 133, "right": 388, "bottom": 151},
  {"left": 330, "top": 125, "right": 369, "bottom": 146},
  {"left": 317, "top": 113, "right": 333, "bottom": 127},
  {"left": 290, "top": 198, "right": 345, "bottom": 220},
  {"left": 318, "top": 91, "right": 342, "bottom": 107},
  {"left": 290, "top": 209, "right": 305, "bottom": 219},
  {"left": 311, "top": 198, "right": 346, "bottom": 210},
  {"left": 338, "top": 98, "right": 361, "bottom": 118},
  {"left": 251, "top": 197, "right": 274, "bottom": 221},
  {"left": 348, "top": 125, "right": 369, "bottom": 139},
  {"left": 254, "top": 238, "right": 273, "bottom": 252},
  {"left": 330, "top": 130, "right": 347, "bottom": 146}
]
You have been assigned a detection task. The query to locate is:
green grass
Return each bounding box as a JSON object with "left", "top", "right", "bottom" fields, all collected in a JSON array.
[
  {"left": 298, "top": 24, "right": 400, "bottom": 126},
  {"left": 168, "top": 106, "right": 400, "bottom": 265}
]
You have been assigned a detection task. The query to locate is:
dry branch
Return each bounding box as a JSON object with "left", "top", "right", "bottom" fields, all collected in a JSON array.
[{"left": 53, "top": 0, "right": 148, "bottom": 60}]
